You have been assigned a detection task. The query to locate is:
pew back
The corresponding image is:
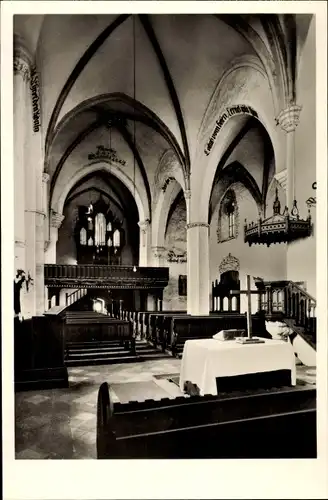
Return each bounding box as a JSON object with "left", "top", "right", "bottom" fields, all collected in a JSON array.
[
  {"left": 165, "top": 313, "right": 268, "bottom": 356},
  {"left": 148, "top": 311, "right": 187, "bottom": 347},
  {"left": 62, "top": 311, "right": 133, "bottom": 345},
  {"left": 97, "top": 382, "right": 316, "bottom": 459}
]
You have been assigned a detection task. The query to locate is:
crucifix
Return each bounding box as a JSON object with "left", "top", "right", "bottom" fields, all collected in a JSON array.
[{"left": 230, "top": 274, "right": 266, "bottom": 344}]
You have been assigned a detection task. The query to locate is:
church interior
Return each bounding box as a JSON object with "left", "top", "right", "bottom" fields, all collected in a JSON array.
[{"left": 12, "top": 13, "right": 318, "bottom": 460}]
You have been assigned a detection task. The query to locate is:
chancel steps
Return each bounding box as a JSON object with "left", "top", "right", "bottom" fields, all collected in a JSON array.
[{"left": 65, "top": 340, "right": 172, "bottom": 366}]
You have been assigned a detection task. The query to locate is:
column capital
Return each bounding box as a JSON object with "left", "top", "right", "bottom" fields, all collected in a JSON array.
[
  {"left": 14, "top": 35, "right": 33, "bottom": 82},
  {"left": 276, "top": 104, "right": 302, "bottom": 132},
  {"left": 186, "top": 222, "right": 209, "bottom": 230},
  {"left": 138, "top": 219, "right": 150, "bottom": 232},
  {"left": 151, "top": 246, "right": 167, "bottom": 259},
  {"left": 42, "top": 172, "right": 50, "bottom": 183},
  {"left": 14, "top": 56, "right": 31, "bottom": 83},
  {"left": 184, "top": 189, "right": 191, "bottom": 200},
  {"left": 274, "top": 169, "right": 287, "bottom": 190},
  {"left": 50, "top": 210, "right": 65, "bottom": 229}
]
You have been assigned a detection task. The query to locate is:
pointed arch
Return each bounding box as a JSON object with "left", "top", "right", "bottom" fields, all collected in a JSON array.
[{"left": 52, "top": 162, "right": 148, "bottom": 224}]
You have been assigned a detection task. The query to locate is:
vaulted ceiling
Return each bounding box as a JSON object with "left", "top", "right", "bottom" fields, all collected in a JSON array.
[{"left": 14, "top": 13, "right": 312, "bottom": 215}]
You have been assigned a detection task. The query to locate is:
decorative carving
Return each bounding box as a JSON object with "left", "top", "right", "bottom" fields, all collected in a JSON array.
[
  {"left": 138, "top": 219, "right": 150, "bottom": 232},
  {"left": 42, "top": 172, "right": 50, "bottom": 183},
  {"left": 186, "top": 222, "right": 209, "bottom": 230},
  {"left": 50, "top": 210, "right": 65, "bottom": 229},
  {"left": 219, "top": 253, "right": 240, "bottom": 274},
  {"left": 88, "top": 145, "right": 126, "bottom": 166},
  {"left": 14, "top": 56, "right": 31, "bottom": 82},
  {"left": 184, "top": 189, "right": 191, "bottom": 200},
  {"left": 274, "top": 169, "right": 287, "bottom": 190},
  {"left": 276, "top": 104, "right": 302, "bottom": 133},
  {"left": 244, "top": 189, "right": 312, "bottom": 246},
  {"left": 44, "top": 240, "right": 51, "bottom": 252},
  {"left": 30, "top": 66, "right": 41, "bottom": 132}
]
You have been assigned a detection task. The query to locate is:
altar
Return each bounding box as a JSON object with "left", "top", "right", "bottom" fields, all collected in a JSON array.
[{"left": 179, "top": 338, "right": 296, "bottom": 396}]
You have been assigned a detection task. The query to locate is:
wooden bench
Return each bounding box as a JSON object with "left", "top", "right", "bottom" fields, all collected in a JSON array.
[
  {"left": 62, "top": 311, "right": 135, "bottom": 354},
  {"left": 149, "top": 311, "right": 187, "bottom": 348},
  {"left": 14, "top": 315, "right": 68, "bottom": 391},
  {"left": 96, "top": 382, "right": 316, "bottom": 459},
  {"left": 163, "top": 313, "right": 270, "bottom": 356},
  {"left": 136, "top": 310, "right": 183, "bottom": 342}
]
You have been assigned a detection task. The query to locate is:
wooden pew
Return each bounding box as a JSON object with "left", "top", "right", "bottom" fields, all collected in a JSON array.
[
  {"left": 62, "top": 311, "right": 135, "bottom": 355},
  {"left": 149, "top": 311, "right": 187, "bottom": 349},
  {"left": 96, "top": 382, "right": 316, "bottom": 459},
  {"left": 14, "top": 315, "right": 68, "bottom": 391},
  {"left": 136, "top": 311, "right": 160, "bottom": 341},
  {"left": 163, "top": 313, "right": 269, "bottom": 357}
]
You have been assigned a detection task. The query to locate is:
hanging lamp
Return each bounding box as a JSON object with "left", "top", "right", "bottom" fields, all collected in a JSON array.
[
  {"left": 244, "top": 188, "right": 312, "bottom": 247},
  {"left": 244, "top": 122, "right": 312, "bottom": 247}
]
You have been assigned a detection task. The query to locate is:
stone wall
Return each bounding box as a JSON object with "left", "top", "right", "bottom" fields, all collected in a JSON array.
[
  {"left": 163, "top": 197, "right": 187, "bottom": 310},
  {"left": 287, "top": 18, "right": 316, "bottom": 297},
  {"left": 209, "top": 181, "right": 287, "bottom": 313}
]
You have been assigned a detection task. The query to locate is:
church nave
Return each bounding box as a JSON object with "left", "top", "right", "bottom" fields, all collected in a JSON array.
[{"left": 6, "top": 6, "right": 323, "bottom": 474}]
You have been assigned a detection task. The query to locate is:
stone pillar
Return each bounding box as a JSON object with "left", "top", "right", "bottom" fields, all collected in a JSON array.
[
  {"left": 42, "top": 173, "right": 50, "bottom": 239},
  {"left": 138, "top": 219, "right": 150, "bottom": 267},
  {"left": 14, "top": 40, "right": 31, "bottom": 274},
  {"left": 45, "top": 211, "right": 65, "bottom": 264},
  {"left": 23, "top": 58, "right": 45, "bottom": 317},
  {"left": 184, "top": 189, "right": 191, "bottom": 223},
  {"left": 151, "top": 246, "right": 167, "bottom": 267},
  {"left": 276, "top": 104, "right": 302, "bottom": 210},
  {"left": 186, "top": 222, "right": 210, "bottom": 315}
]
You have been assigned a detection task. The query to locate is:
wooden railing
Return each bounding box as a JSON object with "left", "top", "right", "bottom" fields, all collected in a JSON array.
[
  {"left": 66, "top": 288, "right": 87, "bottom": 306},
  {"left": 44, "top": 264, "right": 169, "bottom": 289},
  {"left": 285, "top": 282, "right": 316, "bottom": 333},
  {"left": 211, "top": 282, "right": 241, "bottom": 313},
  {"left": 256, "top": 280, "right": 316, "bottom": 343}
]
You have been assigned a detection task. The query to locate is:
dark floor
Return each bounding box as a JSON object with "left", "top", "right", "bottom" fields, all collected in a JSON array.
[{"left": 15, "top": 359, "right": 316, "bottom": 459}]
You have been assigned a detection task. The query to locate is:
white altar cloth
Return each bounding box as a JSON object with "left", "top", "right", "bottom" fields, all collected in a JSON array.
[{"left": 179, "top": 338, "right": 296, "bottom": 395}]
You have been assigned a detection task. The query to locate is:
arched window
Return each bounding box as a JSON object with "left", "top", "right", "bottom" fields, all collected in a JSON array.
[
  {"left": 80, "top": 227, "right": 87, "bottom": 245},
  {"left": 107, "top": 221, "right": 112, "bottom": 231},
  {"left": 107, "top": 236, "right": 112, "bottom": 247},
  {"left": 113, "top": 229, "right": 120, "bottom": 247},
  {"left": 217, "top": 189, "right": 239, "bottom": 243},
  {"left": 87, "top": 217, "right": 93, "bottom": 231},
  {"left": 228, "top": 212, "right": 235, "bottom": 238},
  {"left": 95, "top": 213, "right": 106, "bottom": 246}
]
